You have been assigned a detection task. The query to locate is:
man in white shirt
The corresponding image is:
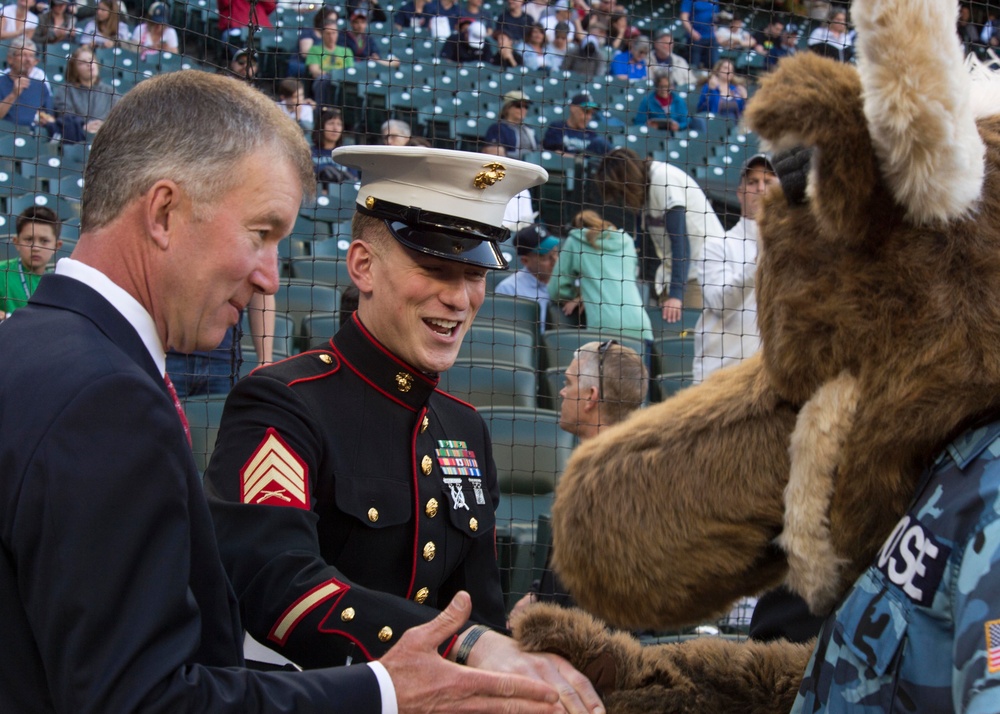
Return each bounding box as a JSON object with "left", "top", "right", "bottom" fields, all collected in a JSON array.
[
  {"left": 693, "top": 154, "right": 778, "bottom": 383},
  {"left": 495, "top": 223, "right": 559, "bottom": 332},
  {"left": 0, "top": 70, "right": 565, "bottom": 714}
]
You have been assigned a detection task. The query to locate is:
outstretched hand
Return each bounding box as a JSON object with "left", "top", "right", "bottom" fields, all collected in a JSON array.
[
  {"left": 462, "top": 627, "right": 606, "bottom": 714},
  {"left": 380, "top": 591, "right": 563, "bottom": 714}
]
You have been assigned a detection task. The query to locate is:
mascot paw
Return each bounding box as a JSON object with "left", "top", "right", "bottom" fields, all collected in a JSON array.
[
  {"left": 513, "top": 604, "right": 813, "bottom": 714},
  {"left": 511, "top": 603, "right": 642, "bottom": 697}
]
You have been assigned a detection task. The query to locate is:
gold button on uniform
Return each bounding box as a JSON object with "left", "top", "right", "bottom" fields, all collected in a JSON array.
[
  {"left": 469, "top": 517, "right": 478, "bottom": 532},
  {"left": 341, "top": 608, "right": 355, "bottom": 622},
  {"left": 319, "top": 353, "right": 333, "bottom": 364},
  {"left": 395, "top": 372, "right": 413, "bottom": 392},
  {"left": 414, "top": 587, "right": 429, "bottom": 604},
  {"left": 367, "top": 508, "right": 379, "bottom": 522},
  {"left": 378, "top": 626, "right": 393, "bottom": 643},
  {"left": 421, "top": 415, "right": 429, "bottom": 433},
  {"left": 425, "top": 498, "right": 439, "bottom": 518},
  {"left": 421, "top": 455, "right": 433, "bottom": 475},
  {"left": 422, "top": 542, "right": 436, "bottom": 561}
]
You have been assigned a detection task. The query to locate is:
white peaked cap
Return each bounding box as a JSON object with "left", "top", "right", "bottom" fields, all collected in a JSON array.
[{"left": 332, "top": 145, "right": 549, "bottom": 269}]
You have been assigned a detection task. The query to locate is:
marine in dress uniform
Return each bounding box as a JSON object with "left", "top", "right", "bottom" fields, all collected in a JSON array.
[{"left": 205, "top": 146, "right": 549, "bottom": 668}]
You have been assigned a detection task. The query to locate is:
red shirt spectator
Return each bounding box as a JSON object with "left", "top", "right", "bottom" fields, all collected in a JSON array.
[{"left": 217, "top": 0, "right": 276, "bottom": 32}]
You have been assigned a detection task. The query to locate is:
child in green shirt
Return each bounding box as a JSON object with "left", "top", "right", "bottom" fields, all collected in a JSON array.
[{"left": 0, "top": 206, "right": 63, "bottom": 320}]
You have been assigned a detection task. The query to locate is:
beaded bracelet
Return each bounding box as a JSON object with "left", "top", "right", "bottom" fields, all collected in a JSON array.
[{"left": 455, "top": 624, "right": 491, "bottom": 666}]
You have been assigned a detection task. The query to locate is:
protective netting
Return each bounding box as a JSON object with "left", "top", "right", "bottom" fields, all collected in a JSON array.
[{"left": 3, "top": 0, "right": 996, "bottom": 632}]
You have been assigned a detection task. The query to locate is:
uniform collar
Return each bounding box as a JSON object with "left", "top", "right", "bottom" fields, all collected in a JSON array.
[{"left": 333, "top": 314, "right": 440, "bottom": 412}]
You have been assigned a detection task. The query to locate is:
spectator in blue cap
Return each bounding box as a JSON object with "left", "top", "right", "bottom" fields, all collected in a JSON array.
[
  {"left": 542, "top": 93, "right": 612, "bottom": 156},
  {"left": 495, "top": 224, "right": 559, "bottom": 331}
]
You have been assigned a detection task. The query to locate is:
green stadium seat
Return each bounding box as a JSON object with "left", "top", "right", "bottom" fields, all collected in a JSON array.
[
  {"left": 647, "top": 306, "right": 702, "bottom": 336},
  {"left": 289, "top": 256, "right": 353, "bottom": 290},
  {"left": 274, "top": 280, "right": 340, "bottom": 335},
  {"left": 475, "top": 294, "right": 543, "bottom": 337},
  {"left": 458, "top": 325, "right": 539, "bottom": 370},
  {"left": 480, "top": 405, "right": 576, "bottom": 606},
  {"left": 239, "top": 311, "right": 297, "bottom": 362},
  {"left": 653, "top": 333, "right": 696, "bottom": 376},
  {"left": 543, "top": 328, "right": 647, "bottom": 372},
  {"left": 9, "top": 192, "right": 79, "bottom": 222},
  {"left": 436, "top": 360, "right": 538, "bottom": 408},
  {"left": 651, "top": 371, "right": 695, "bottom": 402},
  {"left": 182, "top": 394, "right": 229, "bottom": 476},
  {"left": 301, "top": 313, "right": 338, "bottom": 351}
]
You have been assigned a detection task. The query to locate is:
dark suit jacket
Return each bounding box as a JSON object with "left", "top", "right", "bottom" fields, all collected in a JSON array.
[{"left": 0, "top": 275, "right": 382, "bottom": 713}]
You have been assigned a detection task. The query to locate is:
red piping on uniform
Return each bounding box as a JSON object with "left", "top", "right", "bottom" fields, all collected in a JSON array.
[
  {"left": 352, "top": 314, "right": 438, "bottom": 386},
  {"left": 288, "top": 350, "right": 341, "bottom": 387},
  {"left": 405, "top": 409, "right": 424, "bottom": 598},
  {"left": 335, "top": 346, "right": 418, "bottom": 412},
  {"left": 441, "top": 633, "right": 458, "bottom": 659},
  {"left": 314, "top": 624, "right": 376, "bottom": 663},
  {"left": 434, "top": 388, "right": 478, "bottom": 411}
]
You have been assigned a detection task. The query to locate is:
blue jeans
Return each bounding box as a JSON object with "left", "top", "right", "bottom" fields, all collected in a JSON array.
[
  {"left": 688, "top": 35, "right": 717, "bottom": 70},
  {"left": 166, "top": 350, "right": 241, "bottom": 398}
]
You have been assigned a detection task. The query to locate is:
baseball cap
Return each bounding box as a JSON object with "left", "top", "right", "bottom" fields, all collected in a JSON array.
[
  {"left": 148, "top": 1, "right": 169, "bottom": 24},
  {"left": 502, "top": 90, "right": 531, "bottom": 109},
  {"left": 333, "top": 146, "right": 549, "bottom": 270},
  {"left": 571, "top": 93, "right": 599, "bottom": 110},
  {"left": 467, "top": 20, "right": 487, "bottom": 49},
  {"left": 741, "top": 153, "right": 775, "bottom": 177},
  {"left": 514, "top": 224, "right": 559, "bottom": 256}
]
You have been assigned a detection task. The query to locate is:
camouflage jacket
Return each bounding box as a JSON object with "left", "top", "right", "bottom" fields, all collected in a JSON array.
[{"left": 793, "top": 421, "right": 1000, "bottom": 713}]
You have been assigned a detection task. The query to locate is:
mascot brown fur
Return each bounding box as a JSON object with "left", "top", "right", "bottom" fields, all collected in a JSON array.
[{"left": 514, "top": 0, "right": 1000, "bottom": 709}]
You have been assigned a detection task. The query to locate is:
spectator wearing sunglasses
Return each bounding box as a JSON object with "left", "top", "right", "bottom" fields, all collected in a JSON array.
[
  {"left": 482, "top": 89, "right": 537, "bottom": 160},
  {"left": 507, "top": 338, "right": 647, "bottom": 618}
]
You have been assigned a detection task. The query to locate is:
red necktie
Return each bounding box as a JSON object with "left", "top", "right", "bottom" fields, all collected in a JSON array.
[{"left": 163, "top": 373, "right": 192, "bottom": 447}]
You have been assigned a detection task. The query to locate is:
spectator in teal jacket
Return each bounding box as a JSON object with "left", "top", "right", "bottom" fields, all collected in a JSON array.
[
  {"left": 632, "top": 70, "right": 691, "bottom": 133},
  {"left": 549, "top": 209, "right": 653, "bottom": 345}
]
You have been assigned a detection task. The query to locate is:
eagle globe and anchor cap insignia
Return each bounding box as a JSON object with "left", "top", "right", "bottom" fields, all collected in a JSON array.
[{"left": 474, "top": 162, "right": 506, "bottom": 189}]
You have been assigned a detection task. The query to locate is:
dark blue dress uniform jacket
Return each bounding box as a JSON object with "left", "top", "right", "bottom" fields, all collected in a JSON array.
[
  {"left": 0, "top": 275, "right": 381, "bottom": 713},
  {"left": 205, "top": 314, "right": 505, "bottom": 668}
]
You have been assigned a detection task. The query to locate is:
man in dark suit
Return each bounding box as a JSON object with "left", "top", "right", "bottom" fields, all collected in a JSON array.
[{"left": 0, "top": 70, "right": 563, "bottom": 714}]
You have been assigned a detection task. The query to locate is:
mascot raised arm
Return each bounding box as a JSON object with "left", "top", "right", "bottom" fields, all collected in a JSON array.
[{"left": 514, "top": 0, "right": 1000, "bottom": 710}]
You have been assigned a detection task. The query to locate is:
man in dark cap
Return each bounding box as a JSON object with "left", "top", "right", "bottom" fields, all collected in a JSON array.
[
  {"left": 495, "top": 224, "right": 559, "bottom": 332},
  {"left": 205, "top": 146, "right": 605, "bottom": 714},
  {"left": 541, "top": 93, "right": 611, "bottom": 156}
]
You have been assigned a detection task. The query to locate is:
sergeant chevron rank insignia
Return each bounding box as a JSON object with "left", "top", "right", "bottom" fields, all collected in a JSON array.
[{"left": 241, "top": 428, "right": 309, "bottom": 510}]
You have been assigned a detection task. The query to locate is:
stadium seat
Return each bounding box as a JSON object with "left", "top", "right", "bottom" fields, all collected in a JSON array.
[
  {"left": 436, "top": 360, "right": 538, "bottom": 408},
  {"left": 539, "top": 366, "right": 565, "bottom": 411},
  {"left": 301, "top": 181, "right": 360, "bottom": 227},
  {"left": 239, "top": 311, "right": 297, "bottom": 361},
  {"left": 480, "top": 405, "right": 576, "bottom": 605},
  {"left": 182, "top": 394, "right": 228, "bottom": 476},
  {"left": 288, "top": 256, "right": 353, "bottom": 290},
  {"left": 458, "top": 325, "right": 539, "bottom": 370},
  {"left": 475, "top": 294, "right": 543, "bottom": 337},
  {"left": 647, "top": 306, "right": 702, "bottom": 336},
  {"left": 8, "top": 193, "right": 79, "bottom": 222},
  {"left": 274, "top": 280, "right": 340, "bottom": 335},
  {"left": 543, "top": 328, "right": 647, "bottom": 372},
  {"left": 301, "top": 313, "right": 338, "bottom": 351},
  {"left": 653, "top": 333, "right": 696, "bottom": 376},
  {"left": 651, "top": 371, "right": 695, "bottom": 402}
]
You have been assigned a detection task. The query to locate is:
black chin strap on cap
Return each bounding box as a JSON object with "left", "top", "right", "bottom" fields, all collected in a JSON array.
[{"left": 358, "top": 197, "right": 511, "bottom": 270}]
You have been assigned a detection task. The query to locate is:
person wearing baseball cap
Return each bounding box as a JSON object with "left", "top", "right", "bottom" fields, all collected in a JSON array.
[
  {"left": 495, "top": 223, "right": 559, "bottom": 330},
  {"left": 482, "top": 89, "right": 538, "bottom": 160},
  {"left": 203, "top": 144, "right": 604, "bottom": 714},
  {"left": 693, "top": 153, "right": 778, "bottom": 383},
  {"left": 541, "top": 93, "right": 612, "bottom": 156}
]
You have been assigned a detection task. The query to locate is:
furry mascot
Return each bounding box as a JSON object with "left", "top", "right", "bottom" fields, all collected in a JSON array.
[{"left": 513, "top": 0, "right": 1000, "bottom": 710}]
